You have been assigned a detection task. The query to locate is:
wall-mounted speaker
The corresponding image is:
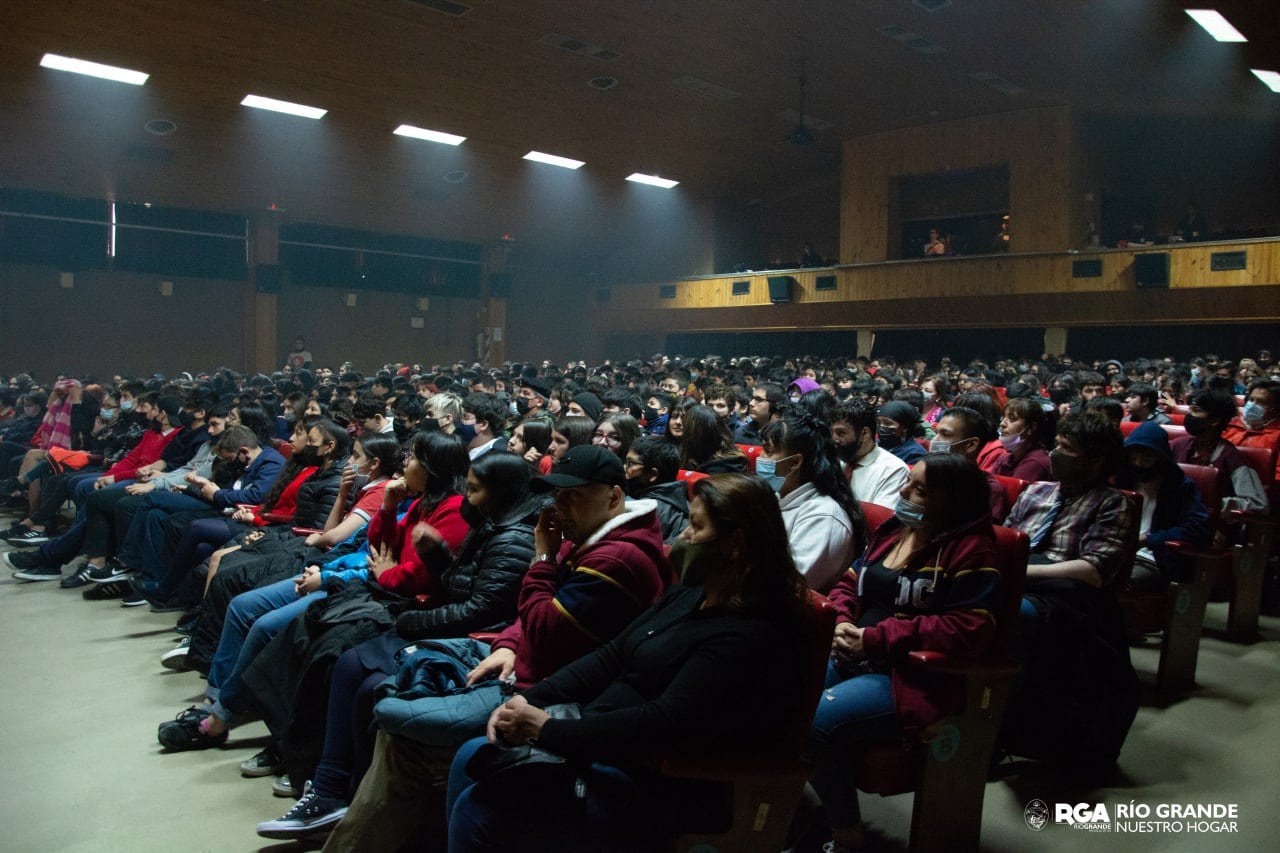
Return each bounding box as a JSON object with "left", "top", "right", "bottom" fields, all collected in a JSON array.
[
  {"left": 1134, "top": 253, "right": 1169, "bottom": 289},
  {"left": 767, "top": 275, "right": 794, "bottom": 303},
  {"left": 255, "top": 263, "right": 284, "bottom": 294}
]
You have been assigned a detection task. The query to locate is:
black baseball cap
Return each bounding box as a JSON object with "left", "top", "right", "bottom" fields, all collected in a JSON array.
[{"left": 531, "top": 445, "right": 626, "bottom": 491}]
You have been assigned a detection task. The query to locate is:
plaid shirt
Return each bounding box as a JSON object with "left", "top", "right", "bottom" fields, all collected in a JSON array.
[{"left": 1004, "top": 481, "right": 1135, "bottom": 585}]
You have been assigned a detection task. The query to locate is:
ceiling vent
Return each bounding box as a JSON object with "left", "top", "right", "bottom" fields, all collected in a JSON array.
[
  {"left": 144, "top": 118, "right": 177, "bottom": 136},
  {"left": 970, "top": 72, "right": 1025, "bottom": 95},
  {"left": 877, "top": 24, "right": 946, "bottom": 55},
  {"left": 442, "top": 170, "right": 468, "bottom": 183},
  {"left": 674, "top": 75, "right": 743, "bottom": 101},
  {"left": 404, "top": 0, "right": 472, "bottom": 17},
  {"left": 539, "top": 32, "right": 622, "bottom": 61},
  {"left": 588, "top": 76, "right": 619, "bottom": 91},
  {"left": 913, "top": 0, "right": 952, "bottom": 11}
]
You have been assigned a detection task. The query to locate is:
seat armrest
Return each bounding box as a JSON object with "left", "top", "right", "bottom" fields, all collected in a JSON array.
[{"left": 469, "top": 631, "right": 501, "bottom": 644}]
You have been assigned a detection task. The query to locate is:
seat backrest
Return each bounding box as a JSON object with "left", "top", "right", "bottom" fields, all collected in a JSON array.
[
  {"left": 1167, "top": 411, "right": 1186, "bottom": 426},
  {"left": 734, "top": 443, "right": 762, "bottom": 473},
  {"left": 858, "top": 500, "right": 894, "bottom": 537},
  {"left": 1234, "top": 444, "right": 1276, "bottom": 489},
  {"left": 1162, "top": 424, "right": 1187, "bottom": 441},
  {"left": 677, "top": 469, "right": 708, "bottom": 496},
  {"left": 989, "top": 526, "right": 1030, "bottom": 658},
  {"left": 993, "top": 474, "right": 1029, "bottom": 508},
  {"left": 1119, "top": 421, "right": 1139, "bottom": 437},
  {"left": 777, "top": 589, "right": 838, "bottom": 754},
  {"left": 1177, "top": 462, "right": 1222, "bottom": 528}
]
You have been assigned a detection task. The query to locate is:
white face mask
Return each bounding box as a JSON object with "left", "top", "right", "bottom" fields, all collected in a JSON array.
[{"left": 1242, "top": 400, "right": 1265, "bottom": 428}]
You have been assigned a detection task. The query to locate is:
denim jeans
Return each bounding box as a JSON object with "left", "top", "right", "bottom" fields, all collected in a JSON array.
[
  {"left": 206, "top": 578, "right": 325, "bottom": 723},
  {"left": 805, "top": 662, "right": 899, "bottom": 829}
]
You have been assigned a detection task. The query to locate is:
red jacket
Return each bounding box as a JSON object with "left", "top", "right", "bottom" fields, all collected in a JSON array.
[
  {"left": 1222, "top": 419, "right": 1280, "bottom": 481},
  {"left": 492, "top": 500, "right": 674, "bottom": 689},
  {"left": 827, "top": 514, "right": 1001, "bottom": 731},
  {"left": 367, "top": 494, "right": 469, "bottom": 598},
  {"left": 106, "top": 427, "right": 182, "bottom": 481}
]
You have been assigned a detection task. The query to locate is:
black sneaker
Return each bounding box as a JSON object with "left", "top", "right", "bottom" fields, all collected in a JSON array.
[
  {"left": 59, "top": 561, "right": 96, "bottom": 589},
  {"left": 82, "top": 580, "right": 130, "bottom": 600},
  {"left": 12, "top": 563, "right": 62, "bottom": 582},
  {"left": 5, "top": 549, "right": 46, "bottom": 572},
  {"left": 5, "top": 528, "right": 49, "bottom": 546},
  {"left": 256, "top": 782, "right": 349, "bottom": 839},
  {"left": 241, "top": 745, "right": 285, "bottom": 778},
  {"left": 157, "top": 706, "right": 227, "bottom": 751},
  {"left": 121, "top": 590, "right": 148, "bottom": 607},
  {"left": 89, "top": 560, "right": 134, "bottom": 583},
  {"left": 161, "top": 637, "right": 190, "bottom": 670}
]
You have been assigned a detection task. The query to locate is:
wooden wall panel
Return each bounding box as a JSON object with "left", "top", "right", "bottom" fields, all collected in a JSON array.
[{"left": 840, "top": 106, "right": 1080, "bottom": 263}]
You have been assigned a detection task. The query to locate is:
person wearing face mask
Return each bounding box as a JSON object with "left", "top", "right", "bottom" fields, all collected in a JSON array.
[
  {"left": 460, "top": 394, "right": 509, "bottom": 460},
  {"left": 995, "top": 397, "right": 1054, "bottom": 483},
  {"left": 9, "top": 394, "right": 187, "bottom": 582},
  {"left": 643, "top": 390, "right": 675, "bottom": 436},
  {"left": 1116, "top": 422, "right": 1210, "bottom": 593},
  {"left": 438, "top": 473, "right": 803, "bottom": 853},
  {"left": 323, "top": 445, "right": 671, "bottom": 851},
  {"left": 424, "top": 392, "right": 464, "bottom": 440},
  {"left": 875, "top": 401, "right": 926, "bottom": 466},
  {"left": 759, "top": 415, "right": 863, "bottom": 591},
  {"left": 391, "top": 393, "right": 427, "bottom": 442},
  {"left": 1169, "top": 389, "right": 1268, "bottom": 514},
  {"left": 353, "top": 395, "right": 396, "bottom": 437},
  {"left": 933, "top": 407, "right": 1011, "bottom": 523},
  {"left": 515, "top": 376, "right": 552, "bottom": 420},
  {"left": 1221, "top": 379, "right": 1280, "bottom": 483},
  {"left": 256, "top": 451, "right": 544, "bottom": 840},
  {"left": 623, "top": 436, "right": 689, "bottom": 545},
  {"left": 809, "top": 453, "right": 1001, "bottom": 853},
  {"left": 829, "top": 398, "right": 909, "bottom": 510},
  {"left": 1001, "top": 414, "right": 1139, "bottom": 777}
]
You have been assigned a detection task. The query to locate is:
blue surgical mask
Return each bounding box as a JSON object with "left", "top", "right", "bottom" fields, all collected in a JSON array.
[
  {"left": 755, "top": 454, "right": 795, "bottom": 493},
  {"left": 894, "top": 496, "right": 927, "bottom": 528},
  {"left": 100, "top": 407, "right": 118, "bottom": 421},
  {"left": 456, "top": 421, "right": 478, "bottom": 443},
  {"left": 119, "top": 399, "right": 136, "bottom": 412},
  {"left": 1243, "top": 400, "right": 1265, "bottom": 428}
]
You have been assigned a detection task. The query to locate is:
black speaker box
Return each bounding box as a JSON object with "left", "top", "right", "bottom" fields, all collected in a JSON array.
[
  {"left": 255, "top": 263, "right": 284, "bottom": 294},
  {"left": 1134, "top": 253, "right": 1169, "bottom": 288},
  {"left": 489, "top": 272, "right": 512, "bottom": 298},
  {"left": 767, "top": 275, "right": 794, "bottom": 303}
]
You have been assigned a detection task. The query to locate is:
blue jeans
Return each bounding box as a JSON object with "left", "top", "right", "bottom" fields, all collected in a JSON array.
[
  {"left": 806, "top": 662, "right": 899, "bottom": 829},
  {"left": 135, "top": 490, "right": 213, "bottom": 583},
  {"left": 206, "top": 578, "right": 325, "bottom": 723},
  {"left": 446, "top": 736, "right": 661, "bottom": 853}
]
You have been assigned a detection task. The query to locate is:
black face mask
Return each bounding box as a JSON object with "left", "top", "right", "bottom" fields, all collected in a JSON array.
[
  {"left": 179, "top": 411, "right": 197, "bottom": 429},
  {"left": 297, "top": 446, "right": 323, "bottom": 467},
  {"left": 416, "top": 417, "right": 440, "bottom": 435},
  {"left": 1124, "top": 462, "right": 1162, "bottom": 483},
  {"left": 516, "top": 397, "right": 531, "bottom": 416},
  {"left": 876, "top": 427, "right": 903, "bottom": 450},
  {"left": 624, "top": 475, "right": 646, "bottom": 498},
  {"left": 393, "top": 421, "right": 412, "bottom": 442},
  {"left": 644, "top": 406, "right": 660, "bottom": 423},
  {"left": 1182, "top": 413, "right": 1212, "bottom": 437},
  {"left": 1049, "top": 387, "right": 1073, "bottom": 405}
]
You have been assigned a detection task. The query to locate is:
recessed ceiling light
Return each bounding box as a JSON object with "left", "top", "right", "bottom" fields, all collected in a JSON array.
[
  {"left": 240, "top": 94, "right": 327, "bottom": 119},
  {"left": 1185, "top": 9, "right": 1247, "bottom": 43},
  {"left": 523, "top": 151, "right": 585, "bottom": 170},
  {"left": 626, "top": 173, "right": 679, "bottom": 189},
  {"left": 1252, "top": 69, "right": 1280, "bottom": 93},
  {"left": 39, "top": 53, "right": 148, "bottom": 85},
  {"left": 394, "top": 124, "right": 466, "bottom": 145}
]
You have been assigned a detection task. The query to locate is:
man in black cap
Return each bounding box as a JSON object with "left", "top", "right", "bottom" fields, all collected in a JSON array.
[
  {"left": 515, "top": 375, "right": 551, "bottom": 418},
  {"left": 320, "top": 445, "right": 673, "bottom": 851}
]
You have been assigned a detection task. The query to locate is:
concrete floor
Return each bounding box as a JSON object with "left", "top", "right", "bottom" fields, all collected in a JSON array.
[{"left": 2, "top": 534, "right": 1278, "bottom": 852}]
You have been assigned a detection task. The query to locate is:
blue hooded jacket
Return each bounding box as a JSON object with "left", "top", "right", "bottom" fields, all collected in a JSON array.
[{"left": 1119, "top": 422, "right": 1210, "bottom": 577}]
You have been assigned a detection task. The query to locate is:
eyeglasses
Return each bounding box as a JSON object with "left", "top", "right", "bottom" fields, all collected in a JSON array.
[
  {"left": 592, "top": 431, "right": 621, "bottom": 445},
  {"left": 623, "top": 459, "right": 644, "bottom": 469}
]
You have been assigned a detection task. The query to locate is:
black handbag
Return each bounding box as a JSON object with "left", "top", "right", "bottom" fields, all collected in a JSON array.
[{"left": 464, "top": 703, "right": 585, "bottom": 797}]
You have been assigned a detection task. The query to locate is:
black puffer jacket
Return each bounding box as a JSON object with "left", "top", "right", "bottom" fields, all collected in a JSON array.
[
  {"left": 645, "top": 481, "right": 690, "bottom": 546},
  {"left": 292, "top": 459, "right": 347, "bottom": 529},
  {"left": 395, "top": 492, "right": 547, "bottom": 639}
]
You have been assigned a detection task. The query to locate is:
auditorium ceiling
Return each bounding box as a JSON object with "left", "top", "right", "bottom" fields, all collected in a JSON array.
[{"left": 1, "top": 0, "right": 1276, "bottom": 247}]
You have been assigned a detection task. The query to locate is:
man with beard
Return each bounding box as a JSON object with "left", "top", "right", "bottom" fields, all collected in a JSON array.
[{"left": 829, "top": 397, "right": 908, "bottom": 509}]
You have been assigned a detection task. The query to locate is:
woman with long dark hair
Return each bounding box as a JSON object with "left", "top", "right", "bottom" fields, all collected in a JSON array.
[
  {"left": 677, "top": 404, "right": 747, "bottom": 473},
  {"left": 758, "top": 414, "right": 863, "bottom": 591},
  {"left": 808, "top": 453, "right": 1001, "bottom": 852},
  {"left": 443, "top": 473, "right": 809, "bottom": 853}
]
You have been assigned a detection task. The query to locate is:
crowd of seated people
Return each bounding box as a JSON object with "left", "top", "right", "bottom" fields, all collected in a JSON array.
[{"left": 0, "top": 345, "right": 1277, "bottom": 851}]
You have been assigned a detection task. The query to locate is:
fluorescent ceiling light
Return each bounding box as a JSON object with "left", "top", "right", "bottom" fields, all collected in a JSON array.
[
  {"left": 240, "top": 94, "right": 327, "bottom": 119},
  {"left": 1252, "top": 69, "right": 1280, "bottom": 93},
  {"left": 1185, "top": 9, "right": 1247, "bottom": 42},
  {"left": 523, "top": 151, "right": 585, "bottom": 169},
  {"left": 394, "top": 124, "right": 466, "bottom": 145},
  {"left": 39, "top": 53, "right": 148, "bottom": 85},
  {"left": 626, "top": 173, "right": 679, "bottom": 189}
]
